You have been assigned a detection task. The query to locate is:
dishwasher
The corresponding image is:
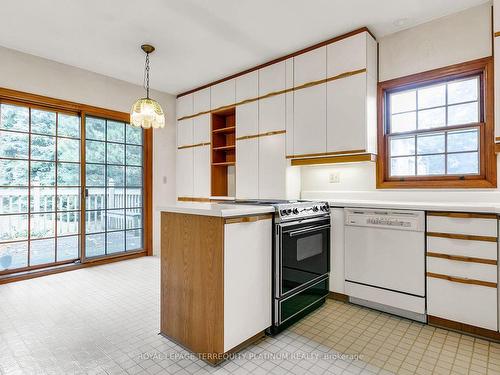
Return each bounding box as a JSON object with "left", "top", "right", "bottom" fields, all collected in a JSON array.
[{"left": 344, "top": 208, "right": 426, "bottom": 322}]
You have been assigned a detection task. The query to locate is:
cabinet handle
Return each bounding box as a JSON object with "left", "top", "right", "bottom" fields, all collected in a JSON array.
[
  {"left": 225, "top": 214, "right": 273, "bottom": 224},
  {"left": 427, "top": 272, "right": 497, "bottom": 288}
]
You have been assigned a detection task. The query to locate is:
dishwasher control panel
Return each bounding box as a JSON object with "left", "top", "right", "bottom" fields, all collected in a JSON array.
[{"left": 344, "top": 208, "right": 425, "bottom": 232}]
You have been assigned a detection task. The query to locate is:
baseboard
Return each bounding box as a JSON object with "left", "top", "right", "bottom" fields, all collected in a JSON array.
[
  {"left": 328, "top": 291, "right": 349, "bottom": 302},
  {"left": 428, "top": 315, "right": 500, "bottom": 343}
]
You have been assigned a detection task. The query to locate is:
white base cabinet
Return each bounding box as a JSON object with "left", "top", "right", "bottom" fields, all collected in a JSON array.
[{"left": 224, "top": 216, "right": 272, "bottom": 352}]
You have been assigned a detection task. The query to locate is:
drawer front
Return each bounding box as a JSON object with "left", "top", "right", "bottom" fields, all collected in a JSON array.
[
  {"left": 427, "top": 277, "right": 497, "bottom": 331},
  {"left": 427, "top": 236, "right": 498, "bottom": 260},
  {"left": 427, "top": 215, "right": 497, "bottom": 237},
  {"left": 427, "top": 257, "right": 497, "bottom": 283}
]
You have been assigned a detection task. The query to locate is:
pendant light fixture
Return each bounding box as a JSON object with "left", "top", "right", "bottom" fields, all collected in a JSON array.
[{"left": 130, "top": 44, "right": 165, "bottom": 129}]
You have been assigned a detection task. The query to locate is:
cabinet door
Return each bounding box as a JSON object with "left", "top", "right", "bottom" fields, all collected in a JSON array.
[
  {"left": 259, "top": 133, "right": 286, "bottom": 199},
  {"left": 176, "top": 148, "right": 193, "bottom": 198},
  {"left": 259, "top": 61, "right": 286, "bottom": 96},
  {"left": 259, "top": 94, "right": 286, "bottom": 133},
  {"left": 236, "top": 71, "right": 259, "bottom": 103},
  {"left": 293, "top": 83, "right": 327, "bottom": 155},
  {"left": 193, "top": 87, "right": 210, "bottom": 114},
  {"left": 327, "top": 32, "right": 367, "bottom": 77},
  {"left": 176, "top": 94, "right": 193, "bottom": 119},
  {"left": 177, "top": 119, "right": 193, "bottom": 147},
  {"left": 294, "top": 46, "right": 326, "bottom": 86},
  {"left": 236, "top": 101, "right": 258, "bottom": 138},
  {"left": 211, "top": 79, "right": 235, "bottom": 110},
  {"left": 236, "top": 138, "right": 259, "bottom": 199},
  {"left": 224, "top": 217, "right": 272, "bottom": 352},
  {"left": 193, "top": 145, "right": 210, "bottom": 198},
  {"left": 327, "top": 73, "right": 367, "bottom": 153},
  {"left": 193, "top": 114, "right": 210, "bottom": 144}
]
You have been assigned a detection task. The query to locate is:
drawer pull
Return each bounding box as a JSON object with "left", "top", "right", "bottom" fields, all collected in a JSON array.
[
  {"left": 426, "top": 252, "right": 497, "bottom": 265},
  {"left": 427, "top": 272, "right": 497, "bottom": 288},
  {"left": 427, "top": 232, "right": 497, "bottom": 243}
]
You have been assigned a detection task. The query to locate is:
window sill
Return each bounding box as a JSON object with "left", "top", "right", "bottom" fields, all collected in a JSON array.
[{"left": 376, "top": 178, "right": 497, "bottom": 189}]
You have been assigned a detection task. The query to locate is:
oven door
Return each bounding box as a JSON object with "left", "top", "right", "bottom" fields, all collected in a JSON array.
[{"left": 277, "top": 216, "right": 330, "bottom": 298}]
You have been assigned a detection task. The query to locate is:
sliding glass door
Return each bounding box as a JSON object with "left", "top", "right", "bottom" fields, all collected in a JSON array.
[
  {"left": 0, "top": 103, "right": 81, "bottom": 271},
  {"left": 0, "top": 102, "right": 144, "bottom": 274},
  {"left": 84, "top": 116, "right": 143, "bottom": 258}
]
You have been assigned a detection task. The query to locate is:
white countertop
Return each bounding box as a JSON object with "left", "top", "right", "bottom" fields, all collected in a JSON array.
[
  {"left": 326, "top": 199, "right": 500, "bottom": 214},
  {"left": 158, "top": 202, "right": 274, "bottom": 217}
]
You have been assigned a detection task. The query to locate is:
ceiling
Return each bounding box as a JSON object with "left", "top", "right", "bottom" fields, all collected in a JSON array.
[{"left": 0, "top": 0, "right": 490, "bottom": 95}]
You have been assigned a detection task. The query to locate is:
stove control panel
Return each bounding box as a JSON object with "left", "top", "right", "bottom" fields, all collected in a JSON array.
[{"left": 277, "top": 202, "right": 330, "bottom": 221}]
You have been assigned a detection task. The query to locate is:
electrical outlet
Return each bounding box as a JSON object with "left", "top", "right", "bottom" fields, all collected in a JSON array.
[{"left": 329, "top": 172, "right": 340, "bottom": 184}]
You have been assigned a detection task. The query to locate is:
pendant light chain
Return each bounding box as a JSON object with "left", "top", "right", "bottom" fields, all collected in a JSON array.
[{"left": 144, "top": 52, "right": 150, "bottom": 99}]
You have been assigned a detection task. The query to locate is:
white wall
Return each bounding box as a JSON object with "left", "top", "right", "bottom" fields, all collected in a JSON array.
[
  {"left": 302, "top": 2, "right": 500, "bottom": 203},
  {"left": 0, "top": 45, "right": 177, "bottom": 255}
]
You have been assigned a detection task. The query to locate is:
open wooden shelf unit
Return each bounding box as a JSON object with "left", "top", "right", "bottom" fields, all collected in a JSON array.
[{"left": 211, "top": 107, "right": 236, "bottom": 197}]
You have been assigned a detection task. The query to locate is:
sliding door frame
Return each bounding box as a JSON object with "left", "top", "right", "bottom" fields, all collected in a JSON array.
[{"left": 0, "top": 87, "right": 153, "bottom": 278}]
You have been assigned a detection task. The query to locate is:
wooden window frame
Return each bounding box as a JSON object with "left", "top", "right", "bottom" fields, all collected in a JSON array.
[
  {"left": 0, "top": 87, "right": 153, "bottom": 281},
  {"left": 377, "top": 57, "right": 496, "bottom": 189}
]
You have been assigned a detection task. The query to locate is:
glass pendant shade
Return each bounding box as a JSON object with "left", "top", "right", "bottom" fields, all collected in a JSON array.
[
  {"left": 131, "top": 44, "right": 166, "bottom": 129},
  {"left": 130, "top": 97, "right": 165, "bottom": 129}
]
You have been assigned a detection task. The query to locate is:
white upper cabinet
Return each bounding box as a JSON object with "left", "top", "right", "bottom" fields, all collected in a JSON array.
[
  {"left": 236, "top": 101, "right": 259, "bottom": 138},
  {"left": 259, "top": 61, "right": 286, "bottom": 96},
  {"left": 259, "top": 94, "right": 286, "bottom": 133},
  {"left": 193, "top": 145, "right": 211, "bottom": 198},
  {"left": 495, "top": 0, "right": 500, "bottom": 33},
  {"left": 293, "top": 83, "right": 327, "bottom": 155},
  {"left": 327, "top": 73, "right": 367, "bottom": 153},
  {"left": 236, "top": 71, "right": 259, "bottom": 102},
  {"left": 193, "top": 87, "right": 211, "bottom": 114},
  {"left": 327, "top": 32, "right": 367, "bottom": 77},
  {"left": 294, "top": 47, "right": 326, "bottom": 86},
  {"left": 176, "top": 94, "right": 193, "bottom": 119},
  {"left": 193, "top": 114, "right": 211, "bottom": 144},
  {"left": 211, "top": 79, "right": 236, "bottom": 110},
  {"left": 177, "top": 118, "right": 193, "bottom": 147}
]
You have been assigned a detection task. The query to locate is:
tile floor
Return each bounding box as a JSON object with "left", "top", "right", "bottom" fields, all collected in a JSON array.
[{"left": 1, "top": 256, "right": 500, "bottom": 375}]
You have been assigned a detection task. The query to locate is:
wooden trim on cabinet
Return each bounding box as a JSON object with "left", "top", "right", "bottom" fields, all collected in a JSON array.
[
  {"left": 496, "top": 143, "right": 500, "bottom": 153},
  {"left": 224, "top": 214, "right": 273, "bottom": 224},
  {"left": 426, "top": 252, "right": 497, "bottom": 265},
  {"left": 494, "top": 31, "right": 500, "bottom": 38},
  {"left": 236, "top": 130, "right": 286, "bottom": 141},
  {"left": 376, "top": 57, "right": 497, "bottom": 189},
  {"left": 177, "top": 68, "right": 367, "bottom": 121},
  {"left": 286, "top": 149, "right": 366, "bottom": 159},
  {"left": 177, "top": 27, "right": 375, "bottom": 98},
  {"left": 426, "top": 272, "right": 497, "bottom": 288},
  {"left": 427, "top": 232, "right": 497, "bottom": 242},
  {"left": 291, "top": 153, "right": 376, "bottom": 166},
  {"left": 427, "top": 212, "right": 498, "bottom": 219},
  {"left": 177, "top": 142, "right": 211, "bottom": 150},
  {"left": 177, "top": 197, "right": 211, "bottom": 202},
  {"left": 428, "top": 315, "right": 500, "bottom": 342}
]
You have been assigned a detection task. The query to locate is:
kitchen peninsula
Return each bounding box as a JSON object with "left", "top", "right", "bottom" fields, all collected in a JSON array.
[{"left": 160, "top": 203, "right": 274, "bottom": 364}]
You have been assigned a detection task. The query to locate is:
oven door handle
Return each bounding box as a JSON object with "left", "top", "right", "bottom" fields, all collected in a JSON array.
[{"left": 286, "top": 224, "right": 330, "bottom": 237}]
